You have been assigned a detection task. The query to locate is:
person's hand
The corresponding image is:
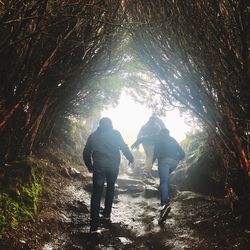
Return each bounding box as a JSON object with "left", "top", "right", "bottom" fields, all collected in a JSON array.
[{"left": 131, "top": 142, "right": 139, "bottom": 150}]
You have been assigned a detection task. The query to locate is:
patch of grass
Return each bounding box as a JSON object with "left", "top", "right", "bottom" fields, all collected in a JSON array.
[
  {"left": 0, "top": 156, "right": 44, "bottom": 234},
  {"left": 0, "top": 192, "right": 33, "bottom": 230}
]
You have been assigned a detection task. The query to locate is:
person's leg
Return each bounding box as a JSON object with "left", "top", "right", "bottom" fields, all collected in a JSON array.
[
  {"left": 103, "top": 167, "right": 119, "bottom": 219},
  {"left": 90, "top": 170, "right": 105, "bottom": 231},
  {"left": 158, "top": 165, "right": 170, "bottom": 205},
  {"left": 168, "top": 158, "right": 179, "bottom": 174},
  {"left": 158, "top": 163, "right": 171, "bottom": 223},
  {"left": 143, "top": 143, "right": 155, "bottom": 174}
]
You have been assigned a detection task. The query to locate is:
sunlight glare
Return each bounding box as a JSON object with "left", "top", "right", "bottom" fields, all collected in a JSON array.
[{"left": 102, "top": 92, "right": 192, "bottom": 146}]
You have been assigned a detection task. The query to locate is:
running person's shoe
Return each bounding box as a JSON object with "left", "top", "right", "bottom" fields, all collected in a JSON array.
[{"left": 158, "top": 203, "right": 171, "bottom": 224}]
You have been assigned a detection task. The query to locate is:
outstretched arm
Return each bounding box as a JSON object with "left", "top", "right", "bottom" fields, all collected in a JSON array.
[
  {"left": 131, "top": 137, "right": 143, "bottom": 150},
  {"left": 131, "top": 135, "right": 156, "bottom": 150}
]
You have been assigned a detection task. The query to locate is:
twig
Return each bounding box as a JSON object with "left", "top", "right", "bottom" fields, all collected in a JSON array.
[{"left": 3, "top": 16, "right": 40, "bottom": 24}]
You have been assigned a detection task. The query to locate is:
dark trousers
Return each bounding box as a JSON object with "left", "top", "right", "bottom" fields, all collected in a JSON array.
[
  {"left": 90, "top": 166, "right": 119, "bottom": 229},
  {"left": 158, "top": 157, "right": 178, "bottom": 206}
]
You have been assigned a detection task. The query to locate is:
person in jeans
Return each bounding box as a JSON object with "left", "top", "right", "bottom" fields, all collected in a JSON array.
[
  {"left": 83, "top": 117, "right": 134, "bottom": 233},
  {"left": 136, "top": 115, "right": 165, "bottom": 182},
  {"left": 132, "top": 128, "right": 185, "bottom": 223}
]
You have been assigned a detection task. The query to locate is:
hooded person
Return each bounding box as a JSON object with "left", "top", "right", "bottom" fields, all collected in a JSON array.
[
  {"left": 136, "top": 115, "right": 165, "bottom": 181},
  {"left": 83, "top": 117, "right": 134, "bottom": 233},
  {"left": 132, "top": 128, "right": 185, "bottom": 223}
]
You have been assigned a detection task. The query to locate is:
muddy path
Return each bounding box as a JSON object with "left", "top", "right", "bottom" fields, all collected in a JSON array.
[
  {"left": 41, "top": 171, "right": 250, "bottom": 250},
  {"left": 1, "top": 163, "right": 249, "bottom": 249}
]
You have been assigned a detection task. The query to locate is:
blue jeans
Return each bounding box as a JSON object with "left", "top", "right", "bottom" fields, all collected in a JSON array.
[
  {"left": 90, "top": 166, "right": 119, "bottom": 229},
  {"left": 158, "top": 158, "right": 178, "bottom": 205}
]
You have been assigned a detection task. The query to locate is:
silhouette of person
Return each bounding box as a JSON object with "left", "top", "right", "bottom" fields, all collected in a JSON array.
[
  {"left": 132, "top": 128, "right": 185, "bottom": 223},
  {"left": 83, "top": 117, "right": 134, "bottom": 233},
  {"left": 136, "top": 114, "right": 165, "bottom": 181}
]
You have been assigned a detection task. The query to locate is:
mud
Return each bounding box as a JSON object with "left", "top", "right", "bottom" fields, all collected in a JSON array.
[
  {"left": 41, "top": 172, "right": 250, "bottom": 250},
  {"left": 1, "top": 164, "right": 250, "bottom": 250}
]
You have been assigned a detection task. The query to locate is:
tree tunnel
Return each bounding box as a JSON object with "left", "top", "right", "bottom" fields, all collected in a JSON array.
[{"left": 0, "top": 0, "right": 250, "bottom": 229}]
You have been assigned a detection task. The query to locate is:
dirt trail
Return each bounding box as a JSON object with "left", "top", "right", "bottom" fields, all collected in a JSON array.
[
  {"left": 1, "top": 163, "right": 249, "bottom": 250},
  {"left": 41, "top": 172, "right": 250, "bottom": 250}
]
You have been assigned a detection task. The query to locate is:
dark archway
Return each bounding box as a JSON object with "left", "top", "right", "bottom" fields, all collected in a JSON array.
[{"left": 0, "top": 0, "right": 250, "bottom": 229}]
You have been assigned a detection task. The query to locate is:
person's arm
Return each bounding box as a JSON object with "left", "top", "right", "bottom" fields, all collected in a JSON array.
[
  {"left": 116, "top": 132, "right": 134, "bottom": 164},
  {"left": 132, "top": 135, "right": 156, "bottom": 150},
  {"left": 131, "top": 137, "right": 144, "bottom": 150},
  {"left": 83, "top": 136, "right": 93, "bottom": 172}
]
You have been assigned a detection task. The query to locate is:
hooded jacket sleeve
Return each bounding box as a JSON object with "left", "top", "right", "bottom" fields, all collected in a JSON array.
[
  {"left": 116, "top": 132, "right": 134, "bottom": 163},
  {"left": 131, "top": 135, "right": 156, "bottom": 149},
  {"left": 83, "top": 135, "right": 93, "bottom": 169}
]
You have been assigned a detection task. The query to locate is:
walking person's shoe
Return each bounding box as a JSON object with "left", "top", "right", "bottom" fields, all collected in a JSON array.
[{"left": 158, "top": 203, "right": 171, "bottom": 224}]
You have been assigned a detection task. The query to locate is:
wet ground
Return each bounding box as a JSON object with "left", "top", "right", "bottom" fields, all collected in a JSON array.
[
  {"left": 42, "top": 171, "right": 250, "bottom": 250},
  {"left": 2, "top": 165, "right": 250, "bottom": 250}
]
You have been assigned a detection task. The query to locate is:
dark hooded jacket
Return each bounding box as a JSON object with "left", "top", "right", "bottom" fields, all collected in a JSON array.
[
  {"left": 133, "top": 128, "right": 185, "bottom": 163},
  {"left": 137, "top": 117, "right": 162, "bottom": 139},
  {"left": 83, "top": 122, "right": 133, "bottom": 170},
  {"left": 155, "top": 129, "right": 185, "bottom": 162}
]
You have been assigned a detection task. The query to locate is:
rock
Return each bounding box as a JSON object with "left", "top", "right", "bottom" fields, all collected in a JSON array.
[
  {"left": 68, "top": 167, "right": 82, "bottom": 178},
  {"left": 174, "top": 190, "right": 205, "bottom": 201},
  {"left": 61, "top": 166, "right": 84, "bottom": 179},
  {"left": 170, "top": 167, "right": 189, "bottom": 191},
  {"left": 144, "top": 185, "right": 159, "bottom": 198},
  {"left": 127, "top": 184, "right": 145, "bottom": 193},
  {"left": 151, "top": 164, "right": 159, "bottom": 178},
  {"left": 117, "top": 177, "right": 144, "bottom": 187},
  {"left": 59, "top": 212, "right": 71, "bottom": 223},
  {"left": 118, "top": 237, "right": 132, "bottom": 245},
  {"left": 60, "top": 167, "right": 71, "bottom": 178},
  {"left": 170, "top": 146, "right": 225, "bottom": 197}
]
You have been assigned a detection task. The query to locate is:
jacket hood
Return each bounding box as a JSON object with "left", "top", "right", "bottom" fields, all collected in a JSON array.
[{"left": 98, "top": 117, "right": 113, "bottom": 132}]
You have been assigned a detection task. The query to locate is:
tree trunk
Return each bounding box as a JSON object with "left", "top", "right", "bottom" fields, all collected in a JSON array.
[
  {"left": 25, "top": 91, "right": 54, "bottom": 154},
  {"left": 0, "top": 100, "right": 23, "bottom": 133}
]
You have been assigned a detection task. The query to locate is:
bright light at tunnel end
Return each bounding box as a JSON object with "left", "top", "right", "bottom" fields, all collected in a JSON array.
[{"left": 102, "top": 92, "right": 192, "bottom": 146}]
